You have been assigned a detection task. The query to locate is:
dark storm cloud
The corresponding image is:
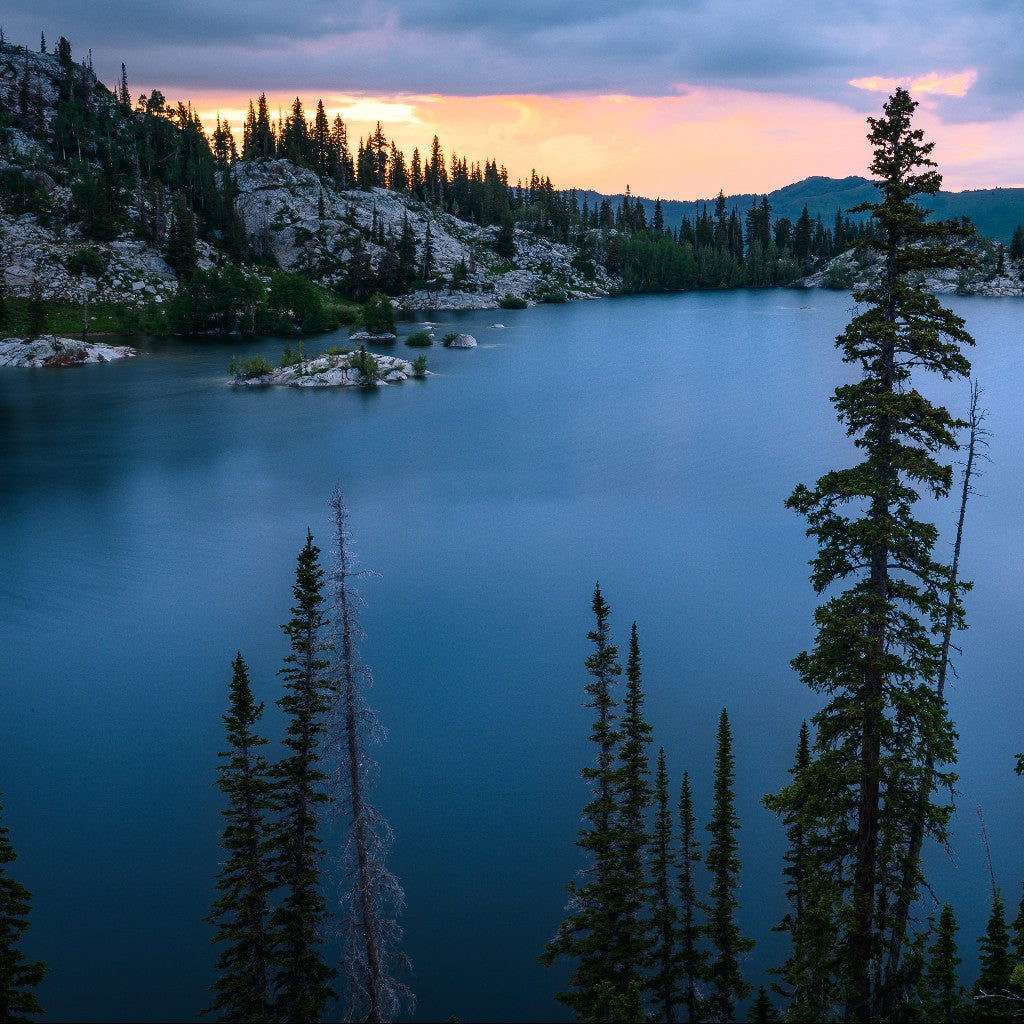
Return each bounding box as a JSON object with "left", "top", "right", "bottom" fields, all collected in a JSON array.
[{"left": 4, "top": 0, "right": 1021, "bottom": 120}]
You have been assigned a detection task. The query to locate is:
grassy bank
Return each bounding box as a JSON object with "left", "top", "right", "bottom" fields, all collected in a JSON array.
[{"left": 0, "top": 297, "right": 135, "bottom": 339}]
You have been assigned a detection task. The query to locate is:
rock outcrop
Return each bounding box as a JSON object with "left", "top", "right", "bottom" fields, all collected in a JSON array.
[
  {"left": 230, "top": 160, "right": 614, "bottom": 310},
  {"left": 798, "top": 242, "right": 1024, "bottom": 297},
  {"left": 230, "top": 348, "right": 422, "bottom": 388},
  {"left": 0, "top": 334, "right": 136, "bottom": 367},
  {"left": 443, "top": 333, "right": 477, "bottom": 348}
]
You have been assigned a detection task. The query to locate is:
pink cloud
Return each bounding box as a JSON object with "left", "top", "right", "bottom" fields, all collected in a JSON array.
[
  {"left": 192, "top": 83, "right": 1018, "bottom": 200},
  {"left": 849, "top": 70, "right": 978, "bottom": 98}
]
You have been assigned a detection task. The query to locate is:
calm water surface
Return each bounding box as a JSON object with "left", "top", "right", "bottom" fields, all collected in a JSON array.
[{"left": 1, "top": 290, "right": 1022, "bottom": 1021}]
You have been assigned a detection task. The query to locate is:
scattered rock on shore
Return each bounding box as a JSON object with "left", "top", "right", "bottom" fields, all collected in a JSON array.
[
  {"left": 0, "top": 335, "right": 137, "bottom": 368},
  {"left": 444, "top": 333, "right": 477, "bottom": 348},
  {"left": 230, "top": 349, "right": 422, "bottom": 388}
]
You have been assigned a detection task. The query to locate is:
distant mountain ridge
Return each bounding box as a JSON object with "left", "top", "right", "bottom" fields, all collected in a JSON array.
[{"left": 583, "top": 177, "right": 1024, "bottom": 243}]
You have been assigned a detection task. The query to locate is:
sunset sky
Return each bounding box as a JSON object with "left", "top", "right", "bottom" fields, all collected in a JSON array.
[{"left": 5, "top": 1, "right": 1023, "bottom": 198}]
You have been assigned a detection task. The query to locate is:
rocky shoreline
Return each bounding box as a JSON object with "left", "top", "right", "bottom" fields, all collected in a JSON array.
[
  {"left": 229, "top": 348, "right": 423, "bottom": 388},
  {"left": 0, "top": 335, "right": 136, "bottom": 367}
]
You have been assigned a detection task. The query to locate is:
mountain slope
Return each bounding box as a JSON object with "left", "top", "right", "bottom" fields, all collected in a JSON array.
[{"left": 585, "top": 176, "right": 1024, "bottom": 243}]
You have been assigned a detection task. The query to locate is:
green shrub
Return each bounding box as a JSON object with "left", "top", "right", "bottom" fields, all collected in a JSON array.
[
  {"left": 326, "top": 345, "right": 349, "bottom": 356},
  {"left": 229, "top": 354, "right": 273, "bottom": 380},
  {"left": 0, "top": 168, "right": 54, "bottom": 224},
  {"left": 541, "top": 290, "right": 567, "bottom": 304},
  {"left": 114, "top": 305, "right": 143, "bottom": 335},
  {"left": 362, "top": 292, "right": 396, "bottom": 335},
  {"left": 412, "top": 354, "right": 428, "bottom": 377},
  {"left": 822, "top": 263, "right": 855, "bottom": 290},
  {"left": 441, "top": 332, "right": 459, "bottom": 347},
  {"left": 280, "top": 341, "right": 305, "bottom": 367},
  {"left": 405, "top": 329, "right": 433, "bottom": 347},
  {"left": 66, "top": 247, "right": 108, "bottom": 279},
  {"left": 351, "top": 345, "right": 379, "bottom": 384},
  {"left": 499, "top": 294, "right": 527, "bottom": 309}
]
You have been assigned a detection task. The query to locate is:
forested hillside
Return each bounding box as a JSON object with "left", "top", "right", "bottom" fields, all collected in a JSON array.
[
  {"left": 1, "top": 31, "right": 1023, "bottom": 341},
  {"left": 586, "top": 175, "right": 1024, "bottom": 245}
]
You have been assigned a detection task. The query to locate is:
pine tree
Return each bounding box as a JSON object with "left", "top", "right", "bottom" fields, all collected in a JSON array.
[
  {"left": 782, "top": 88, "right": 974, "bottom": 1022},
  {"left": 0, "top": 797, "right": 46, "bottom": 1023},
  {"left": 647, "top": 748, "right": 681, "bottom": 1022},
  {"left": 973, "top": 889, "right": 1014, "bottom": 1022},
  {"left": 55, "top": 36, "right": 71, "bottom": 69},
  {"left": 793, "top": 206, "right": 812, "bottom": 267},
  {"left": 118, "top": 63, "right": 130, "bottom": 107},
  {"left": 1012, "top": 884, "right": 1024, "bottom": 964},
  {"left": 283, "top": 97, "right": 310, "bottom": 166},
  {"left": 747, "top": 985, "right": 777, "bottom": 1022},
  {"left": 541, "top": 584, "right": 626, "bottom": 1019},
  {"left": 268, "top": 532, "right": 337, "bottom": 1022},
  {"left": 205, "top": 653, "right": 273, "bottom": 1022},
  {"left": 26, "top": 278, "right": 45, "bottom": 338},
  {"left": 703, "top": 709, "right": 753, "bottom": 1021},
  {"left": 312, "top": 101, "right": 330, "bottom": 175},
  {"left": 167, "top": 194, "right": 198, "bottom": 278},
  {"left": 678, "top": 770, "right": 706, "bottom": 1023},
  {"left": 614, "top": 623, "right": 654, "bottom": 989},
  {"left": 326, "top": 489, "right": 412, "bottom": 1023},
  {"left": 923, "top": 902, "right": 962, "bottom": 1022},
  {"left": 1010, "top": 225, "right": 1024, "bottom": 262},
  {"left": 255, "top": 94, "right": 274, "bottom": 159},
  {"left": 420, "top": 222, "right": 434, "bottom": 280},
  {"left": 763, "top": 722, "right": 841, "bottom": 1022}
]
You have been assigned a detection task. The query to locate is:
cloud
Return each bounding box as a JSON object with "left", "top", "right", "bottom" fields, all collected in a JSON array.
[
  {"left": 850, "top": 70, "right": 978, "bottom": 98},
  {"left": 4, "top": 0, "right": 1022, "bottom": 189},
  {"left": 4, "top": 0, "right": 1020, "bottom": 116}
]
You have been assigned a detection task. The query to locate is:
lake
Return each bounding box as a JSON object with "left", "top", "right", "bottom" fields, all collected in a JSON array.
[{"left": 1, "top": 290, "right": 1021, "bottom": 1021}]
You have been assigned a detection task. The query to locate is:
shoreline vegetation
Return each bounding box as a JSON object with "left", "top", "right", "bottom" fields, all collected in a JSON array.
[{"left": 3, "top": 34, "right": 1024, "bottom": 348}]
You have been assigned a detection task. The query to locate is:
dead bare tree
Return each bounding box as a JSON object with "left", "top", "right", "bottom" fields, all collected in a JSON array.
[
  {"left": 326, "top": 488, "right": 412, "bottom": 1023},
  {"left": 883, "top": 380, "right": 990, "bottom": 991}
]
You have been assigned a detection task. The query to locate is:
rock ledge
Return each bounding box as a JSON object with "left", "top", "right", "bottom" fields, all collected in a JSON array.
[{"left": 0, "top": 335, "right": 137, "bottom": 368}]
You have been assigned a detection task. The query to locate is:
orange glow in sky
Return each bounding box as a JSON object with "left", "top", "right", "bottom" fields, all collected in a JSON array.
[{"left": 188, "top": 85, "right": 1024, "bottom": 200}]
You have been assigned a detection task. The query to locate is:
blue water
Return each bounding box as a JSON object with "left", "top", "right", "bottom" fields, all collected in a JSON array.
[{"left": 1, "top": 291, "right": 1021, "bottom": 1021}]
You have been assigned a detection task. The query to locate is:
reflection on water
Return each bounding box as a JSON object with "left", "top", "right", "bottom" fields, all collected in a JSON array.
[{"left": 1, "top": 292, "right": 1021, "bottom": 1022}]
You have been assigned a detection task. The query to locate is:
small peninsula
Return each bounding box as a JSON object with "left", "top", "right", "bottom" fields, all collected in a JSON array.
[{"left": 0, "top": 335, "right": 136, "bottom": 367}]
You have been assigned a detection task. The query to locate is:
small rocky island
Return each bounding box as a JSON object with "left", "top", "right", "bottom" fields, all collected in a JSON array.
[
  {"left": 229, "top": 347, "right": 424, "bottom": 388},
  {"left": 0, "top": 336, "right": 137, "bottom": 368}
]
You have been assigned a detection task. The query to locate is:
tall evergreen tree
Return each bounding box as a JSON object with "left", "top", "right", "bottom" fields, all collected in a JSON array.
[
  {"left": 268, "top": 532, "right": 337, "bottom": 1022},
  {"left": 0, "top": 797, "right": 46, "bottom": 1023},
  {"left": 326, "top": 489, "right": 411, "bottom": 1023},
  {"left": 781, "top": 88, "right": 974, "bottom": 1022},
  {"left": 678, "top": 771, "right": 706, "bottom": 1023},
  {"left": 420, "top": 222, "right": 434, "bottom": 279},
  {"left": 118, "top": 63, "right": 130, "bottom": 107},
  {"left": 254, "top": 94, "right": 274, "bottom": 159},
  {"left": 311, "top": 101, "right": 330, "bottom": 175},
  {"left": 541, "top": 584, "right": 626, "bottom": 1020},
  {"left": 923, "top": 902, "right": 962, "bottom": 1022},
  {"left": 703, "top": 709, "right": 753, "bottom": 1021},
  {"left": 26, "top": 278, "right": 45, "bottom": 338},
  {"left": 614, "top": 623, "right": 654, "bottom": 990},
  {"left": 973, "top": 889, "right": 1014, "bottom": 1022},
  {"left": 647, "top": 748, "right": 681, "bottom": 1022},
  {"left": 1012, "top": 884, "right": 1024, "bottom": 964},
  {"left": 205, "top": 653, "right": 273, "bottom": 1022},
  {"left": 167, "top": 193, "right": 198, "bottom": 277},
  {"left": 747, "top": 985, "right": 777, "bottom": 1023},
  {"left": 764, "top": 722, "right": 841, "bottom": 1022}
]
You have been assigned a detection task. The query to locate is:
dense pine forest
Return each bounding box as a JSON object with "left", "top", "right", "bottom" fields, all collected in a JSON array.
[{"left": 4, "top": 29, "right": 1024, "bottom": 1024}]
